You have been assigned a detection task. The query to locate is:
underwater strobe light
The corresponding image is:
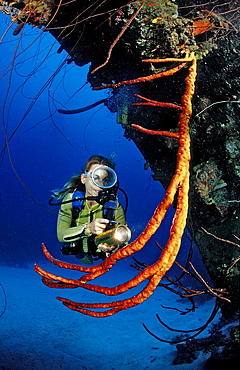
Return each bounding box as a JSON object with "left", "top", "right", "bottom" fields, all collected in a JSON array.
[{"left": 95, "top": 225, "right": 131, "bottom": 247}]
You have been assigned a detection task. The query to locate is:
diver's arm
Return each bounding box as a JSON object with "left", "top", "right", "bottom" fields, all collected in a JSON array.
[
  {"left": 57, "top": 213, "right": 89, "bottom": 242},
  {"left": 58, "top": 223, "right": 89, "bottom": 242}
]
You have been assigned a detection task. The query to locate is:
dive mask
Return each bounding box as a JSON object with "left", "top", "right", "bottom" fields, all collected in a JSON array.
[{"left": 86, "top": 165, "right": 117, "bottom": 189}]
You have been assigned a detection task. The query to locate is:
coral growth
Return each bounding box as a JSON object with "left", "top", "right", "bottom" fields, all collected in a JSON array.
[
  {"left": 0, "top": 0, "right": 55, "bottom": 26},
  {"left": 173, "top": 312, "right": 240, "bottom": 368},
  {"left": 193, "top": 159, "right": 229, "bottom": 216}
]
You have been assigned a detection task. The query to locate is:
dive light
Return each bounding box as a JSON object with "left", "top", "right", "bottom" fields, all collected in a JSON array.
[{"left": 95, "top": 224, "right": 131, "bottom": 247}]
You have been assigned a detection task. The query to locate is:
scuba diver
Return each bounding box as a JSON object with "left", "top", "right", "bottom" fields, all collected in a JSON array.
[{"left": 50, "top": 155, "right": 130, "bottom": 264}]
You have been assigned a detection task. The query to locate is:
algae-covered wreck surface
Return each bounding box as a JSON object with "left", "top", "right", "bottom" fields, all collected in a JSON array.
[{"left": 1, "top": 0, "right": 239, "bottom": 364}]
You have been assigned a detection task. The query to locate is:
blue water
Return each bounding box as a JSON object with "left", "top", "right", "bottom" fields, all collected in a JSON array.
[
  {"left": 0, "top": 13, "right": 176, "bottom": 267},
  {"left": 0, "top": 13, "right": 218, "bottom": 369}
]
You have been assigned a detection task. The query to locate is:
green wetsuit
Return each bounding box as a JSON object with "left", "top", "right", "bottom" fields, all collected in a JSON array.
[{"left": 57, "top": 192, "right": 126, "bottom": 263}]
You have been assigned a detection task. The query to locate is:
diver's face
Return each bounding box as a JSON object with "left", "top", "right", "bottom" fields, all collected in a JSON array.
[{"left": 81, "top": 164, "right": 107, "bottom": 198}]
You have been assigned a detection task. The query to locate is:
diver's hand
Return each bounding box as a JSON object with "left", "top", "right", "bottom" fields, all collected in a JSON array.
[
  {"left": 85, "top": 218, "right": 109, "bottom": 235},
  {"left": 97, "top": 244, "right": 116, "bottom": 253}
]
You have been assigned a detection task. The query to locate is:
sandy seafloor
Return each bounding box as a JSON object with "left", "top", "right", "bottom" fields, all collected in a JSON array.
[{"left": 0, "top": 260, "right": 222, "bottom": 370}]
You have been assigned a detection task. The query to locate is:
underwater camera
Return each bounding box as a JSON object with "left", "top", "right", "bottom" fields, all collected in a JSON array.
[
  {"left": 61, "top": 222, "right": 131, "bottom": 256},
  {"left": 95, "top": 222, "right": 131, "bottom": 247},
  {"left": 96, "top": 187, "right": 117, "bottom": 205}
]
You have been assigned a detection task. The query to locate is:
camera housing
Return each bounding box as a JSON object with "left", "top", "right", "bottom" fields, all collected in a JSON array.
[{"left": 95, "top": 224, "right": 131, "bottom": 247}]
